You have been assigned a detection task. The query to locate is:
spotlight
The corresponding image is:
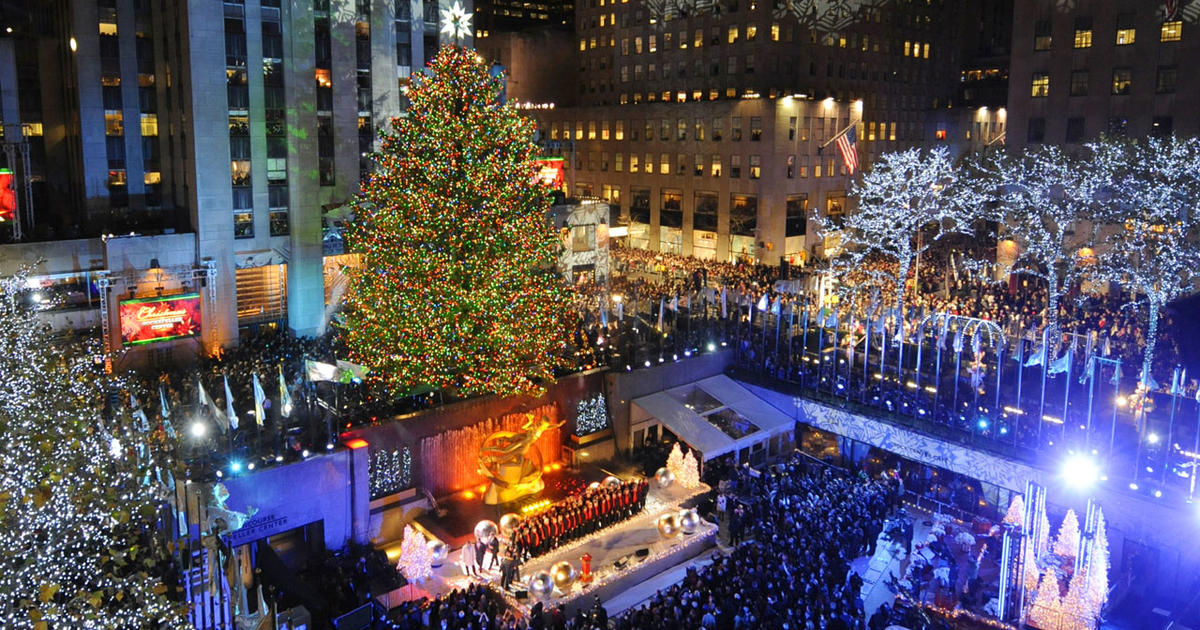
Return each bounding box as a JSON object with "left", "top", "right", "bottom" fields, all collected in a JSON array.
[
  {"left": 275, "top": 455, "right": 284, "bottom": 463},
  {"left": 1129, "top": 482, "right": 1139, "bottom": 491},
  {"left": 190, "top": 422, "right": 207, "bottom": 438},
  {"left": 1061, "top": 453, "right": 1100, "bottom": 490},
  {"left": 326, "top": 442, "right": 335, "bottom": 451},
  {"left": 216, "top": 470, "right": 223, "bottom": 478},
  {"left": 302, "top": 449, "right": 310, "bottom": 458},
  {"left": 684, "top": 350, "right": 692, "bottom": 357},
  {"left": 1147, "top": 433, "right": 1160, "bottom": 445},
  {"left": 626, "top": 365, "right": 632, "bottom": 371},
  {"left": 644, "top": 360, "right": 651, "bottom": 367},
  {"left": 707, "top": 343, "right": 716, "bottom": 352},
  {"left": 230, "top": 460, "right": 242, "bottom": 473},
  {"left": 673, "top": 353, "right": 678, "bottom": 361},
  {"left": 999, "top": 426, "right": 1008, "bottom": 434},
  {"left": 977, "top": 419, "right": 988, "bottom": 430},
  {"left": 1154, "top": 489, "right": 1163, "bottom": 498},
  {"left": 247, "top": 462, "right": 256, "bottom": 471}
]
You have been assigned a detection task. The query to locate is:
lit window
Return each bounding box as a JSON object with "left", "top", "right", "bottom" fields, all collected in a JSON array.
[
  {"left": 710, "top": 154, "right": 721, "bottom": 177},
  {"left": 1161, "top": 20, "right": 1182, "bottom": 42},
  {"left": 746, "top": 25, "right": 757, "bottom": 41},
  {"left": 1031, "top": 72, "right": 1050, "bottom": 97},
  {"left": 140, "top": 114, "right": 158, "bottom": 136},
  {"left": 105, "top": 111, "right": 123, "bottom": 136},
  {"left": 1074, "top": 17, "right": 1093, "bottom": 48},
  {"left": 1111, "top": 68, "right": 1131, "bottom": 95},
  {"left": 615, "top": 120, "right": 624, "bottom": 140},
  {"left": 144, "top": 171, "right": 161, "bottom": 185},
  {"left": 771, "top": 24, "right": 779, "bottom": 41},
  {"left": 649, "top": 35, "right": 657, "bottom": 52},
  {"left": 99, "top": 22, "right": 117, "bottom": 36},
  {"left": 1034, "top": 20, "right": 1051, "bottom": 50},
  {"left": 1116, "top": 14, "right": 1136, "bottom": 45},
  {"left": 315, "top": 68, "right": 332, "bottom": 87},
  {"left": 728, "top": 27, "right": 738, "bottom": 44}
]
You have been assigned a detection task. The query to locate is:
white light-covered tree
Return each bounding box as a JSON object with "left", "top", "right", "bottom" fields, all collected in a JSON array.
[
  {"left": 1004, "top": 494, "right": 1025, "bottom": 526},
  {"left": 1088, "top": 510, "right": 1110, "bottom": 613},
  {"left": 1088, "top": 136, "right": 1200, "bottom": 387},
  {"left": 678, "top": 449, "right": 701, "bottom": 489},
  {"left": 0, "top": 272, "right": 189, "bottom": 628},
  {"left": 815, "top": 147, "right": 972, "bottom": 376},
  {"left": 1063, "top": 564, "right": 1097, "bottom": 630},
  {"left": 1053, "top": 509, "right": 1081, "bottom": 558},
  {"left": 396, "top": 525, "right": 433, "bottom": 584},
  {"left": 974, "top": 145, "right": 1107, "bottom": 337},
  {"left": 1027, "top": 569, "right": 1063, "bottom": 630},
  {"left": 666, "top": 442, "right": 685, "bottom": 478}
]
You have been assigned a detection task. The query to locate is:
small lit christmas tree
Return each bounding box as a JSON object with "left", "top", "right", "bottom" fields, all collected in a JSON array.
[
  {"left": 397, "top": 525, "right": 433, "bottom": 584},
  {"left": 1063, "top": 565, "right": 1096, "bottom": 629},
  {"left": 1088, "top": 510, "right": 1110, "bottom": 614},
  {"left": 678, "top": 449, "right": 701, "bottom": 489},
  {"left": 1054, "top": 509, "right": 1081, "bottom": 558},
  {"left": 1027, "top": 569, "right": 1063, "bottom": 630},
  {"left": 666, "top": 442, "right": 685, "bottom": 478},
  {"left": 1023, "top": 539, "right": 1041, "bottom": 593},
  {"left": 346, "top": 45, "right": 572, "bottom": 398},
  {"left": 1038, "top": 510, "right": 1052, "bottom": 555},
  {"left": 1004, "top": 494, "right": 1025, "bottom": 526}
]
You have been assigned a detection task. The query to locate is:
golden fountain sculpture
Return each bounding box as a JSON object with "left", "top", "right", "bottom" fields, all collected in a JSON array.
[{"left": 477, "top": 412, "right": 564, "bottom": 505}]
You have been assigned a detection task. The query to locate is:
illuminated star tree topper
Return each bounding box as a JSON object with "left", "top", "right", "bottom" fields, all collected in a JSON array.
[{"left": 440, "top": 0, "right": 473, "bottom": 43}]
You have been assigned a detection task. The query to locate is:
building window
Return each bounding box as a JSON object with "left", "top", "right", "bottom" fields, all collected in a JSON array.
[
  {"left": 710, "top": 154, "right": 721, "bottom": 177},
  {"left": 1027, "top": 117, "right": 1045, "bottom": 143},
  {"left": 731, "top": 117, "right": 742, "bottom": 141},
  {"left": 1073, "top": 18, "right": 1092, "bottom": 48},
  {"left": 270, "top": 211, "right": 290, "bottom": 236},
  {"left": 712, "top": 118, "right": 722, "bottom": 140},
  {"left": 659, "top": 152, "right": 670, "bottom": 175},
  {"left": 746, "top": 25, "right": 757, "bottom": 41},
  {"left": 629, "top": 153, "right": 639, "bottom": 173},
  {"left": 1111, "top": 68, "right": 1131, "bottom": 95},
  {"left": 1161, "top": 20, "right": 1182, "bottom": 42},
  {"left": 694, "top": 154, "right": 703, "bottom": 176},
  {"left": 1031, "top": 72, "right": 1049, "bottom": 97},
  {"left": 615, "top": 120, "right": 625, "bottom": 140},
  {"left": 694, "top": 118, "right": 705, "bottom": 140},
  {"left": 730, "top": 154, "right": 741, "bottom": 178},
  {"left": 1116, "top": 14, "right": 1135, "bottom": 45},
  {"left": 786, "top": 155, "right": 795, "bottom": 178},
  {"left": 1034, "top": 20, "right": 1051, "bottom": 50},
  {"left": 1065, "top": 117, "right": 1085, "bottom": 143},
  {"left": 728, "top": 26, "right": 739, "bottom": 44},
  {"left": 1069, "top": 70, "right": 1089, "bottom": 96},
  {"left": 1156, "top": 65, "right": 1177, "bottom": 93},
  {"left": 234, "top": 212, "right": 254, "bottom": 239},
  {"left": 749, "top": 117, "right": 762, "bottom": 141},
  {"left": 677, "top": 118, "right": 687, "bottom": 140},
  {"left": 649, "top": 35, "right": 657, "bottom": 52},
  {"left": 749, "top": 155, "right": 761, "bottom": 179},
  {"left": 615, "top": 152, "right": 624, "bottom": 172},
  {"left": 786, "top": 194, "right": 807, "bottom": 237}
]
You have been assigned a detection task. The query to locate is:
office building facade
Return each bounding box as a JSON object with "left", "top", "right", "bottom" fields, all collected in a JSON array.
[
  {"left": 0, "top": 0, "right": 468, "bottom": 363},
  {"left": 1006, "top": 0, "right": 1200, "bottom": 149}
]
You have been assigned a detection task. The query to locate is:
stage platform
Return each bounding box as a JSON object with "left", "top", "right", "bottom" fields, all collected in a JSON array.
[{"left": 377, "top": 482, "right": 716, "bottom": 618}]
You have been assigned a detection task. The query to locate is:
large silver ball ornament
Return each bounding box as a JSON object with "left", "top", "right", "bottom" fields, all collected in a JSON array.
[
  {"left": 529, "top": 570, "right": 555, "bottom": 599},
  {"left": 602, "top": 475, "right": 622, "bottom": 488},
  {"left": 678, "top": 508, "right": 701, "bottom": 534},
  {"left": 655, "top": 467, "right": 675, "bottom": 489},
  {"left": 427, "top": 540, "right": 448, "bottom": 567},
  {"left": 474, "top": 520, "right": 498, "bottom": 545}
]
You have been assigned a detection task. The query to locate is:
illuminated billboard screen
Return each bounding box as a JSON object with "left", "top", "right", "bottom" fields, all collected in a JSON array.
[
  {"left": 119, "top": 293, "right": 202, "bottom": 346},
  {"left": 0, "top": 169, "right": 14, "bottom": 223},
  {"left": 533, "top": 158, "right": 565, "bottom": 191}
]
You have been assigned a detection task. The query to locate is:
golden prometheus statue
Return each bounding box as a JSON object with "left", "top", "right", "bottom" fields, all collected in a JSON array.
[{"left": 477, "top": 412, "right": 564, "bottom": 504}]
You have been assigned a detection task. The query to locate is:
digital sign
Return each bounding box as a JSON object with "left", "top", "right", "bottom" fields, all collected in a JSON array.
[
  {"left": 0, "top": 169, "right": 15, "bottom": 223},
  {"left": 533, "top": 158, "right": 565, "bottom": 191},
  {"left": 119, "top": 293, "right": 202, "bottom": 346}
]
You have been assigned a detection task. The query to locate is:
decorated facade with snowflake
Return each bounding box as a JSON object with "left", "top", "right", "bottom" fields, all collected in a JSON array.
[{"left": 574, "top": 393, "right": 610, "bottom": 436}]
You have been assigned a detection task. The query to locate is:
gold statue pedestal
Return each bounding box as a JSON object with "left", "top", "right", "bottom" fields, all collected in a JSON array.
[{"left": 483, "top": 461, "right": 545, "bottom": 504}]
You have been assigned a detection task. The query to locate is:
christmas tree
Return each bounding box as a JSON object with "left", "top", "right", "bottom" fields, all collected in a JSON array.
[
  {"left": 1027, "top": 569, "right": 1063, "bottom": 630},
  {"left": 1053, "top": 509, "right": 1081, "bottom": 558},
  {"left": 678, "top": 449, "right": 701, "bottom": 489},
  {"left": 1038, "top": 510, "right": 1052, "bottom": 556},
  {"left": 1004, "top": 494, "right": 1025, "bottom": 526},
  {"left": 346, "top": 45, "right": 572, "bottom": 398},
  {"left": 666, "top": 442, "right": 685, "bottom": 478},
  {"left": 1063, "top": 565, "right": 1096, "bottom": 629},
  {"left": 1088, "top": 510, "right": 1110, "bottom": 613},
  {"left": 0, "top": 272, "right": 189, "bottom": 628},
  {"left": 1022, "top": 539, "right": 1041, "bottom": 593},
  {"left": 396, "top": 525, "right": 433, "bottom": 584}
]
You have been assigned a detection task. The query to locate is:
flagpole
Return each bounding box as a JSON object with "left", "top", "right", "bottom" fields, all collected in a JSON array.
[
  {"left": 786, "top": 303, "right": 794, "bottom": 381},
  {"left": 865, "top": 313, "right": 873, "bottom": 403},
  {"left": 1061, "top": 342, "right": 1073, "bottom": 444}
]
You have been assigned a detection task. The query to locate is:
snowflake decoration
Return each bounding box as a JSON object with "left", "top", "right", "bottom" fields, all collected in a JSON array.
[
  {"left": 575, "top": 394, "right": 610, "bottom": 435},
  {"left": 440, "top": 0, "right": 472, "bottom": 42},
  {"left": 1054, "top": 0, "right": 1077, "bottom": 12},
  {"left": 776, "top": 0, "right": 888, "bottom": 33}
]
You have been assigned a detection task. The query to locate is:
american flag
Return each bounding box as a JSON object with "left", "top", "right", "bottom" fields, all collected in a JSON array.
[{"left": 835, "top": 125, "right": 859, "bottom": 174}]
